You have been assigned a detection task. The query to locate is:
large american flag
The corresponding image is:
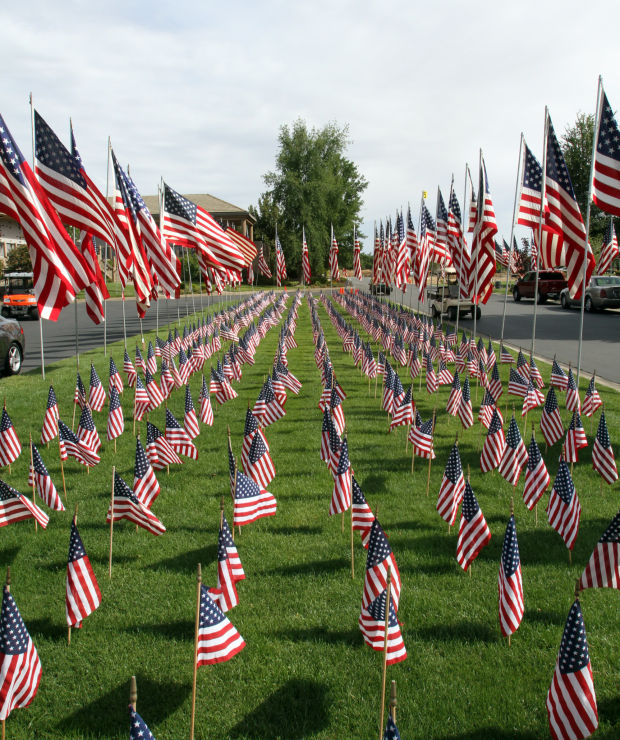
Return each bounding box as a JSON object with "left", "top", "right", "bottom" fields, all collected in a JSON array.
[
  {"left": 66, "top": 518, "right": 101, "bottom": 628},
  {"left": 579, "top": 510, "right": 620, "bottom": 590},
  {"left": 435, "top": 188, "right": 449, "bottom": 246},
  {"left": 498, "top": 514, "right": 524, "bottom": 637},
  {"left": 394, "top": 211, "right": 409, "bottom": 290},
  {"left": 447, "top": 186, "right": 471, "bottom": 300},
  {"left": 302, "top": 226, "right": 312, "bottom": 284},
  {"left": 372, "top": 223, "right": 382, "bottom": 285},
  {"left": 546, "top": 600, "right": 598, "bottom": 740},
  {"left": 352, "top": 225, "right": 362, "bottom": 280},
  {"left": 275, "top": 228, "right": 287, "bottom": 286},
  {"left": 329, "top": 226, "right": 340, "bottom": 281},
  {"left": 162, "top": 182, "right": 244, "bottom": 273},
  {"left": 545, "top": 117, "right": 595, "bottom": 299},
  {"left": 256, "top": 245, "right": 272, "bottom": 278},
  {"left": 470, "top": 155, "right": 498, "bottom": 304},
  {"left": 417, "top": 203, "right": 436, "bottom": 302},
  {"left": 592, "top": 85, "right": 620, "bottom": 217},
  {"left": 517, "top": 141, "right": 544, "bottom": 230},
  {"left": 0, "top": 586, "right": 42, "bottom": 720},
  {"left": 0, "top": 113, "right": 95, "bottom": 320}
]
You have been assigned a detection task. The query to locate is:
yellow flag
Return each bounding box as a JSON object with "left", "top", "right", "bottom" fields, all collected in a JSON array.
[{"left": 423, "top": 191, "right": 428, "bottom": 199}]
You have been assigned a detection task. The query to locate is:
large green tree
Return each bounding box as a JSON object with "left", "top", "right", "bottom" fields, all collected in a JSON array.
[{"left": 250, "top": 120, "right": 368, "bottom": 281}]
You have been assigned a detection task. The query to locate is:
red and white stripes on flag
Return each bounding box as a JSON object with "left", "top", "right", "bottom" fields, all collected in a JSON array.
[
  {"left": 28, "top": 442, "right": 64, "bottom": 511},
  {"left": 598, "top": 218, "right": 619, "bottom": 275},
  {"left": 302, "top": 227, "right": 312, "bottom": 284},
  {"left": 196, "top": 584, "right": 245, "bottom": 666},
  {"left": 456, "top": 481, "right": 491, "bottom": 572},
  {"left": 592, "top": 84, "right": 620, "bottom": 218},
  {"left": 0, "top": 479, "right": 49, "bottom": 529},
  {"left": 498, "top": 514, "right": 524, "bottom": 638},
  {"left": 579, "top": 510, "right": 620, "bottom": 591},
  {"left": 546, "top": 459, "right": 581, "bottom": 551},
  {"left": 470, "top": 154, "right": 498, "bottom": 304},
  {"left": 352, "top": 227, "right": 362, "bottom": 280},
  {"left": 66, "top": 518, "right": 101, "bottom": 628},
  {"left": 79, "top": 233, "right": 109, "bottom": 325},
  {"left": 0, "top": 408, "right": 21, "bottom": 468}
]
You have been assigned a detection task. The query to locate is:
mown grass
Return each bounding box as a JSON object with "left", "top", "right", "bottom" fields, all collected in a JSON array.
[{"left": 0, "top": 293, "right": 618, "bottom": 739}]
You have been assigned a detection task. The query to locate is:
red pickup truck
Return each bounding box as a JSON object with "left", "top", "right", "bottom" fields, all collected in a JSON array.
[{"left": 512, "top": 270, "right": 568, "bottom": 304}]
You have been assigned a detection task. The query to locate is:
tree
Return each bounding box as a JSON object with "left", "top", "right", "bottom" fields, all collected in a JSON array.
[
  {"left": 4, "top": 244, "right": 33, "bottom": 273},
  {"left": 251, "top": 120, "right": 368, "bottom": 281},
  {"left": 561, "top": 113, "right": 606, "bottom": 244}
]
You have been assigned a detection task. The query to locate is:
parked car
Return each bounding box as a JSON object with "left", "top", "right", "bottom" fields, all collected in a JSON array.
[
  {"left": 0, "top": 314, "right": 25, "bottom": 375},
  {"left": 560, "top": 275, "right": 620, "bottom": 312},
  {"left": 2, "top": 272, "right": 38, "bottom": 320},
  {"left": 512, "top": 270, "right": 567, "bottom": 303}
]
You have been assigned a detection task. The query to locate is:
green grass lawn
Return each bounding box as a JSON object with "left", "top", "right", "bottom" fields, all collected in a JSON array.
[{"left": 0, "top": 294, "right": 618, "bottom": 739}]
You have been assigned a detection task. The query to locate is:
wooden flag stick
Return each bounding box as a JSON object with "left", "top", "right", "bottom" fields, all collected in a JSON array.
[
  {"left": 389, "top": 680, "right": 397, "bottom": 723},
  {"left": 129, "top": 674, "right": 138, "bottom": 712},
  {"left": 189, "top": 563, "right": 202, "bottom": 740},
  {"left": 108, "top": 466, "right": 115, "bottom": 579},
  {"left": 29, "top": 434, "right": 37, "bottom": 533},
  {"left": 57, "top": 430, "right": 67, "bottom": 501},
  {"left": 411, "top": 441, "right": 415, "bottom": 474},
  {"left": 425, "top": 410, "right": 436, "bottom": 497},
  {"left": 379, "top": 566, "right": 392, "bottom": 740}
]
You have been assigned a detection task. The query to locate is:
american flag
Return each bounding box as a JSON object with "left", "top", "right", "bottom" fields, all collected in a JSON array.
[
  {"left": 66, "top": 518, "right": 101, "bottom": 628},
  {"left": 146, "top": 342, "right": 157, "bottom": 375},
  {"left": 29, "top": 442, "right": 63, "bottom": 511},
  {"left": 545, "top": 117, "right": 595, "bottom": 299},
  {"left": 498, "top": 416, "right": 528, "bottom": 486},
  {"left": 529, "top": 356, "right": 544, "bottom": 389},
  {"left": 106, "top": 384, "right": 124, "bottom": 442},
  {"left": 221, "top": 514, "right": 245, "bottom": 581},
  {"left": 446, "top": 371, "right": 462, "bottom": 416},
  {"left": 362, "top": 519, "right": 401, "bottom": 611},
  {"left": 0, "top": 479, "right": 49, "bottom": 529},
  {"left": 329, "top": 386, "right": 346, "bottom": 436},
  {"left": 162, "top": 182, "right": 243, "bottom": 273},
  {"left": 74, "top": 372, "right": 87, "bottom": 410},
  {"left": 352, "top": 476, "right": 374, "bottom": 548},
  {"left": 579, "top": 510, "right": 620, "bottom": 590},
  {"left": 551, "top": 358, "right": 568, "bottom": 391},
  {"left": 199, "top": 375, "right": 214, "bottom": 426},
  {"left": 540, "top": 386, "right": 565, "bottom": 447},
  {"left": 498, "top": 514, "right": 524, "bottom": 637},
  {"left": 508, "top": 368, "right": 528, "bottom": 398},
  {"left": 598, "top": 218, "right": 619, "bottom": 275},
  {"left": 196, "top": 584, "right": 245, "bottom": 665},
  {"left": 58, "top": 419, "right": 100, "bottom": 468},
  {"left": 470, "top": 155, "right": 498, "bottom": 304},
  {"left": 352, "top": 226, "right": 362, "bottom": 280},
  {"left": 329, "top": 437, "right": 352, "bottom": 516},
  {"left": 256, "top": 245, "right": 272, "bottom": 278},
  {"left": 133, "top": 437, "right": 160, "bottom": 508},
  {"left": 479, "top": 389, "right": 501, "bottom": 429},
  {"left": 592, "top": 411, "right": 618, "bottom": 485},
  {"left": 500, "top": 343, "right": 514, "bottom": 364},
  {"left": 245, "top": 430, "right": 276, "bottom": 489},
  {"left": 329, "top": 226, "right": 340, "bottom": 281},
  {"left": 417, "top": 203, "right": 435, "bottom": 302},
  {"left": 436, "top": 443, "right": 465, "bottom": 526},
  {"left": 435, "top": 188, "right": 449, "bottom": 246},
  {"left": 165, "top": 408, "right": 198, "bottom": 460},
  {"left": 592, "top": 85, "right": 620, "bottom": 217},
  {"left": 146, "top": 420, "right": 182, "bottom": 470},
  {"left": 458, "top": 376, "right": 474, "bottom": 429},
  {"left": 144, "top": 370, "right": 164, "bottom": 411},
  {"left": 383, "top": 715, "right": 402, "bottom": 740},
  {"left": 275, "top": 227, "right": 287, "bottom": 286},
  {"left": 547, "top": 459, "right": 581, "bottom": 551},
  {"left": 447, "top": 186, "right": 471, "bottom": 300},
  {"left": 79, "top": 232, "right": 108, "bottom": 325},
  {"left": 562, "top": 411, "right": 588, "bottom": 463},
  {"left": 109, "top": 356, "right": 124, "bottom": 395},
  {"left": 320, "top": 408, "right": 336, "bottom": 466},
  {"left": 208, "top": 527, "right": 240, "bottom": 613},
  {"left": 372, "top": 223, "right": 382, "bottom": 285},
  {"left": 358, "top": 587, "right": 407, "bottom": 665},
  {"left": 394, "top": 211, "right": 410, "bottom": 290},
  {"left": 0, "top": 113, "right": 95, "bottom": 321},
  {"left": 225, "top": 227, "right": 257, "bottom": 267},
  {"left": 88, "top": 364, "right": 106, "bottom": 412},
  {"left": 301, "top": 226, "right": 312, "bottom": 284},
  {"left": 480, "top": 409, "right": 506, "bottom": 473},
  {"left": 107, "top": 472, "right": 165, "bottom": 536},
  {"left": 34, "top": 111, "right": 116, "bottom": 248},
  {"left": 40, "top": 385, "right": 59, "bottom": 445},
  {"left": 0, "top": 408, "right": 21, "bottom": 468},
  {"left": 546, "top": 600, "right": 598, "bottom": 740},
  {"left": 0, "top": 585, "right": 42, "bottom": 720},
  {"left": 183, "top": 384, "right": 200, "bottom": 440},
  {"left": 425, "top": 355, "right": 438, "bottom": 394},
  {"left": 77, "top": 405, "right": 101, "bottom": 454},
  {"left": 129, "top": 706, "right": 155, "bottom": 740},
  {"left": 177, "top": 348, "right": 191, "bottom": 385},
  {"left": 133, "top": 376, "right": 150, "bottom": 422},
  {"left": 123, "top": 350, "right": 137, "bottom": 388},
  {"left": 233, "top": 468, "right": 277, "bottom": 526},
  {"left": 456, "top": 481, "right": 491, "bottom": 571},
  {"left": 517, "top": 140, "right": 544, "bottom": 229},
  {"left": 523, "top": 434, "right": 550, "bottom": 510},
  {"left": 582, "top": 375, "right": 602, "bottom": 418},
  {"left": 410, "top": 417, "right": 435, "bottom": 459},
  {"left": 390, "top": 385, "right": 414, "bottom": 430},
  {"left": 522, "top": 379, "right": 545, "bottom": 416}
]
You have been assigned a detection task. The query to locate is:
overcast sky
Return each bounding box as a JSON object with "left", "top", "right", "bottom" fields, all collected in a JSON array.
[{"left": 3, "top": 0, "right": 618, "bottom": 254}]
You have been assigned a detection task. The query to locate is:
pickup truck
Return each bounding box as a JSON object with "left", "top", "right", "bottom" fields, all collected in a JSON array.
[{"left": 512, "top": 270, "right": 567, "bottom": 304}]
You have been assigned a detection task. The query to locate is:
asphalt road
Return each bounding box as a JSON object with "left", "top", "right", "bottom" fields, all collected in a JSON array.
[
  {"left": 16, "top": 283, "right": 620, "bottom": 387},
  {"left": 347, "top": 279, "right": 620, "bottom": 387},
  {"left": 19, "top": 293, "right": 240, "bottom": 375}
]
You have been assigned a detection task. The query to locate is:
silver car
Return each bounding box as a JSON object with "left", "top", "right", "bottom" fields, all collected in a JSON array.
[
  {"left": 0, "top": 314, "right": 25, "bottom": 375},
  {"left": 560, "top": 275, "right": 620, "bottom": 312}
]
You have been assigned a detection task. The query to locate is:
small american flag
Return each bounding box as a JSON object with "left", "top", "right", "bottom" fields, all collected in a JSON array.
[
  {"left": 66, "top": 518, "right": 101, "bottom": 628},
  {"left": 358, "top": 588, "right": 407, "bottom": 665},
  {"left": 456, "top": 481, "right": 491, "bottom": 571},
  {"left": 146, "top": 421, "right": 182, "bottom": 470},
  {"left": 40, "top": 385, "right": 59, "bottom": 445},
  {"left": 58, "top": 420, "right": 100, "bottom": 468},
  {"left": 29, "top": 442, "right": 63, "bottom": 511},
  {"left": 196, "top": 584, "right": 245, "bottom": 665},
  {"left": 547, "top": 459, "right": 581, "bottom": 551},
  {"left": 0, "top": 479, "right": 49, "bottom": 529},
  {"left": 183, "top": 385, "right": 200, "bottom": 440},
  {"left": 598, "top": 217, "right": 619, "bottom": 275},
  {"left": 410, "top": 417, "right": 435, "bottom": 460},
  {"left": 592, "top": 411, "right": 618, "bottom": 485},
  {"left": 244, "top": 432, "right": 275, "bottom": 489},
  {"left": 480, "top": 409, "right": 506, "bottom": 473},
  {"left": 208, "top": 529, "right": 240, "bottom": 613},
  {"left": 579, "top": 510, "right": 620, "bottom": 590},
  {"left": 540, "top": 386, "right": 565, "bottom": 447},
  {"left": 0, "top": 408, "right": 22, "bottom": 468},
  {"left": 457, "top": 376, "right": 474, "bottom": 429},
  {"left": 582, "top": 375, "right": 602, "bottom": 418},
  {"left": 329, "top": 437, "right": 352, "bottom": 516},
  {"left": 129, "top": 706, "right": 155, "bottom": 740},
  {"left": 165, "top": 409, "right": 198, "bottom": 460},
  {"left": 550, "top": 358, "right": 568, "bottom": 391},
  {"left": 133, "top": 376, "right": 150, "bottom": 422},
  {"left": 76, "top": 405, "right": 101, "bottom": 454},
  {"left": 0, "top": 586, "right": 42, "bottom": 720},
  {"left": 352, "top": 477, "right": 374, "bottom": 548},
  {"left": 109, "top": 356, "right": 124, "bottom": 395},
  {"left": 565, "top": 367, "right": 581, "bottom": 413},
  {"left": 546, "top": 600, "right": 598, "bottom": 740},
  {"left": 133, "top": 437, "right": 160, "bottom": 508},
  {"left": 522, "top": 434, "right": 550, "bottom": 510},
  {"left": 107, "top": 472, "right": 165, "bottom": 536},
  {"left": 498, "top": 514, "right": 524, "bottom": 637},
  {"left": 446, "top": 371, "right": 462, "bottom": 417},
  {"left": 362, "top": 519, "right": 401, "bottom": 612},
  {"left": 123, "top": 350, "right": 137, "bottom": 388},
  {"left": 88, "top": 364, "right": 106, "bottom": 412},
  {"left": 233, "top": 469, "right": 277, "bottom": 527},
  {"left": 498, "top": 416, "right": 528, "bottom": 486},
  {"left": 517, "top": 140, "right": 544, "bottom": 229},
  {"left": 106, "top": 384, "right": 124, "bottom": 442},
  {"left": 436, "top": 443, "right": 465, "bottom": 526}
]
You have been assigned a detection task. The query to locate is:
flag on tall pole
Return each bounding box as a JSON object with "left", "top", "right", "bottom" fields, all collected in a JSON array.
[
  {"left": 301, "top": 226, "right": 311, "bottom": 284},
  {"left": 352, "top": 225, "right": 362, "bottom": 280},
  {"left": 329, "top": 224, "right": 340, "bottom": 281},
  {"left": 592, "top": 83, "right": 620, "bottom": 217},
  {"left": 470, "top": 153, "right": 498, "bottom": 304},
  {"left": 275, "top": 226, "right": 287, "bottom": 287}
]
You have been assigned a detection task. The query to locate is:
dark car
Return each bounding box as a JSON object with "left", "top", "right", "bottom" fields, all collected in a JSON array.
[
  {"left": 0, "top": 314, "right": 25, "bottom": 375},
  {"left": 560, "top": 275, "right": 620, "bottom": 312},
  {"left": 512, "top": 270, "right": 567, "bottom": 303},
  {"left": 369, "top": 282, "right": 391, "bottom": 296}
]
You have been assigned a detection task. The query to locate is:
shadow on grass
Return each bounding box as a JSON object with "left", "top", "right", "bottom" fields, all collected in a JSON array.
[
  {"left": 228, "top": 679, "right": 329, "bottom": 739},
  {"left": 525, "top": 608, "right": 566, "bottom": 626},
  {"left": 0, "top": 545, "right": 20, "bottom": 567},
  {"left": 28, "top": 618, "right": 69, "bottom": 641},
  {"left": 57, "top": 673, "right": 190, "bottom": 735},
  {"left": 151, "top": 545, "right": 218, "bottom": 573},
  {"left": 275, "top": 626, "right": 360, "bottom": 647},
  {"left": 389, "top": 519, "right": 433, "bottom": 532},
  {"left": 269, "top": 557, "right": 350, "bottom": 578},
  {"left": 414, "top": 620, "right": 497, "bottom": 644},
  {"left": 121, "top": 619, "right": 194, "bottom": 641},
  {"left": 269, "top": 525, "right": 324, "bottom": 536},
  {"left": 435, "top": 730, "right": 539, "bottom": 739},
  {"left": 360, "top": 472, "right": 388, "bottom": 492}
]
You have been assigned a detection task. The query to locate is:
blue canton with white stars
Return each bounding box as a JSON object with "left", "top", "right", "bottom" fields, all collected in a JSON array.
[
  {"left": 501, "top": 515, "right": 520, "bottom": 577},
  {"left": 558, "top": 601, "right": 590, "bottom": 675}
]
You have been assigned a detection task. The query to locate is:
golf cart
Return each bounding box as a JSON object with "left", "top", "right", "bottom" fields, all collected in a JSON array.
[
  {"left": 426, "top": 268, "right": 480, "bottom": 321},
  {"left": 2, "top": 272, "right": 38, "bottom": 320}
]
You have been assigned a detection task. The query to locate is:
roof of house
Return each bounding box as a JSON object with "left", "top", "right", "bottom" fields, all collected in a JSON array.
[{"left": 141, "top": 193, "right": 255, "bottom": 222}]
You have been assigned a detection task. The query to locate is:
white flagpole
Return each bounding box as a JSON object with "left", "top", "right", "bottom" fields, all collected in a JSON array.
[
  {"left": 417, "top": 193, "right": 424, "bottom": 317},
  {"left": 330, "top": 222, "right": 333, "bottom": 295},
  {"left": 471, "top": 150, "right": 483, "bottom": 348},
  {"left": 302, "top": 225, "right": 305, "bottom": 287},
  {"left": 576, "top": 75, "right": 603, "bottom": 390},
  {"left": 500, "top": 134, "right": 524, "bottom": 346},
  {"left": 531, "top": 108, "right": 550, "bottom": 359},
  {"left": 104, "top": 137, "right": 111, "bottom": 357},
  {"left": 29, "top": 92, "right": 45, "bottom": 379}
]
